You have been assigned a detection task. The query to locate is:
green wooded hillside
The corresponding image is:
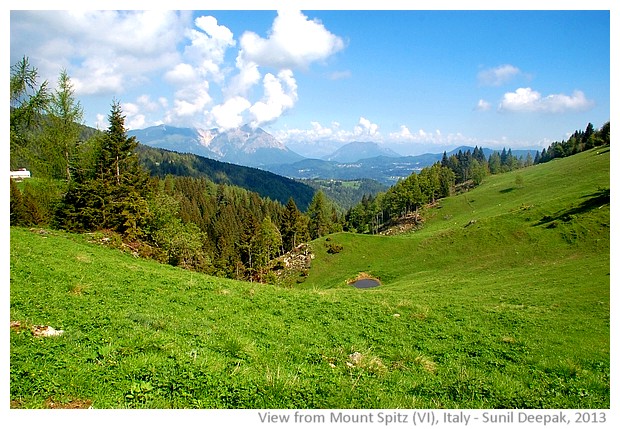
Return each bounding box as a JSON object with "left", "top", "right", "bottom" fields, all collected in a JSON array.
[{"left": 136, "top": 144, "right": 315, "bottom": 211}]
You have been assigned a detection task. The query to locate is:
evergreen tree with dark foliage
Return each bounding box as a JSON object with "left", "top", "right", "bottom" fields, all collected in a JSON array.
[
  {"left": 499, "top": 148, "right": 509, "bottom": 166},
  {"left": 10, "top": 180, "right": 28, "bottom": 226},
  {"left": 441, "top": 151, "right": 449, "bottom": 168},
  {"left": 280, "top": 197, "right": 309, "bottom": 252},
  {"left": 307, "top": 190, "right": 332, "bottom": 239},
  {"left": 472, "top": 146, "right": 486, "bottom": 163},
  {"left": 55, "top": 100, "right": 151, "bottom": 238}
]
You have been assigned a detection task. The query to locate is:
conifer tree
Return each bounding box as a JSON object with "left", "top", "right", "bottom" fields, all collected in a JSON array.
[
  {"left": 42, "top": 70, "right": 83, "bottom": 181},
  {"left": 500, "top": 148, "right": 508, "bottom": 166},
  {"left": 10, "top": 56, "right": 50, "bottom": 172},
  {"left": 488, "top": 152, "right": 502, "bottom": 174},
  {"left": 55, "top": 100, "right": 151, "bottom": 238},
  {"left": 212, "top": 202, "right": 242, "bottom": 277},
  {"left": 441, "top": 151, "right": 449, "bottom": 168},
  {"left": 439, "top": 165, "right": 456, "bottom": 197},
  {"left": 307, "top": 191, "right": 332, "bottom": 239},
  {"left": 472, "top": 146, "right": 486, "bottom": 163},
  {"left": 280, "top": 197, "right": 309, "bottom": 252},
  {"left": 239, "top": 210, "right": 260, "bottom": 278},
  {"left": 98, "top": 100, "right": 143, "bottom": 184},
  {"left": 525, "top": 152, "right": 534, "bottom": 167},
  {"left": 10, "top": 180, "right": 28, "bottom": 226}
]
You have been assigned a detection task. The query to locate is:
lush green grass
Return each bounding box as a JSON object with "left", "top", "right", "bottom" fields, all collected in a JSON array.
[{"left": 10, "top": 148, "right": 609, "bottom": 408}]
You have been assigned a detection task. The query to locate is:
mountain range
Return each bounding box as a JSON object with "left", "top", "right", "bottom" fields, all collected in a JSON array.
[
  {"left": 130, "top": 125, "right": 538, "bottom": 185},
  {"left": 129, "top": 124, "right": 304, "bottom": 168}
]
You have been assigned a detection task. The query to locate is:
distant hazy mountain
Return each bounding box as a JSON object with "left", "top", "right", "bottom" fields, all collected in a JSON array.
[
  {"left": 130, "top": 125, "right": 540, "bottom": 185},
  {"left": 265, "top": 145, "right": 540, "bottom": 185},
  {"left": 266, "top": 154, "right": 441, "bottom": 185},
  {"left": 129, "top": 124, "right": 304, "bottom": 168},
  {"left": 322, "top": 141, "right": 402, "bottom": 162}
]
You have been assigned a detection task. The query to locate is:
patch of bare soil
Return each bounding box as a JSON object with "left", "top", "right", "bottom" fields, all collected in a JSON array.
[
  {"left": 347, "top": 272, "right": 380, "bottom": 283},
  {"left": 10, "top": 321, "right": 64, "bottom": 337},
  {"left": 44, "top": 398, "right": 93, "bottom": 409},
  {"left": 10, "top": 397, "right": 93, "bottom": 409}
]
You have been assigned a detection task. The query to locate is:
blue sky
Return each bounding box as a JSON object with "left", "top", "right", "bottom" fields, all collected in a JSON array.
[{"left": 8, "top": 4, "right": 612, "bottom": 157}]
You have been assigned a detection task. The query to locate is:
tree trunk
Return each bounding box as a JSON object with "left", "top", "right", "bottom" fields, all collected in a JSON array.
[
  {"left": 116, "top": 155, "right": 120, "bottom": 184},
  {"left": 65, "top": 149, "right": 71, "bottom": 182}
]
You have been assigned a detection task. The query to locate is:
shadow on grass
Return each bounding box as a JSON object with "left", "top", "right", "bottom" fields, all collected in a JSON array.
[
  {"left": 535, "top": 188, "right": 610, "bottom": 227},
  {"left": 500, "top": 187, "right": 516, "bottom": 194},
  {"left": 596, "top": 147, "right": 610, "bottom": 155}
]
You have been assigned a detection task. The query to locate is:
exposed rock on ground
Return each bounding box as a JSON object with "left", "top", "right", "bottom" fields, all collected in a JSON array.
[{"left": 270, "top": 243, "right": 314, "bottom": 286}]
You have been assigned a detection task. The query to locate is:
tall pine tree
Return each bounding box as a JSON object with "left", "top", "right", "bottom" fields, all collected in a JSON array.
[
  {"left": 307, "top": 191, "right": 332, "bottom": 239},
  {"left": 55, "top": 100, "right": 151, "bottom": 238},
  {"left": 42, "top": 69, "right": 83, "bottom": 181},
  {"left": 10, "top": 56, "right": 50, "bottom": 172},
  {"left": 280, "top": 197, "right": 309, "bottom": 252}
]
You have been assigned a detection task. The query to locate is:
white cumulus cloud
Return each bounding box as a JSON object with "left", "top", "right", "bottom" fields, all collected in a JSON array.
[
  {"left": 238, "top": 10, "right": 345, "bottom": 70},
  {"left": 123, "top": 95, "right": 169, "bottom": 129},
  {"left": 162, "top": 15, "right": 239, "bottom": 127},
  {"left": 169, "top": 81, "right": 212, "bottom": 121},
  {"left": 12, "top": 10, "right": 346, "bottom": 131},
  {"left": 249, "top": 70, "right": 298, "bottom": 127},
  {"left": 499, "top": 87, "right": 594, "bottom": 113},
  {"left": 225, "top": 58, "right": 261, "bottom": 99},
  {"left": 165, "top": 63, "right": 199, "bottom": 85},
  {"left": 210, "top": 96, "right": 252, "bottom": 130},
  {"left": 387, "top": 126, "right": 477, "bottom": 149},
  {"left": 71, "top": 58, "right": 125, "bottom": 95},
  {"left": 136, "top": 95, "right": 161, "bottom": 112},
  {"left": 390, "top": 125, "right": 414, "bottom": 139},
  {"left": 184, "top": 15, "right": 236, "bottom": 82},
  {"left": 354, "top": 117, "right": 379, "bottom": 137},
  {"left": 11, "top": 10, "right": 190, "bottom": 95},
  {"left": 217, "top": 10, "right": 345, "bottom": 129}
]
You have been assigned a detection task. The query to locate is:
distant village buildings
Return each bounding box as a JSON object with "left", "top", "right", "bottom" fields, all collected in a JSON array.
[{"left": 10, "top": 168, "right": 31, "bottom": 181}]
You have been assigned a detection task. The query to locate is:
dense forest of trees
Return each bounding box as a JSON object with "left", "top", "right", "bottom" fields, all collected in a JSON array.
[
  {"left": 9, "top": 56, "right": 611, "bottom": 282},
  {"left": 299, "top": 178, "right": 388, "bottom": 211},
  {"left": 136, "top": 144, "right": 315, "bottom": 211}
]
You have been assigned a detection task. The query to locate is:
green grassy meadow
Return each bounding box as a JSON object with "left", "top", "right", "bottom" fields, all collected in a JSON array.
[{"left": 9, "top": 148, "right": 610, "bottom": 409}]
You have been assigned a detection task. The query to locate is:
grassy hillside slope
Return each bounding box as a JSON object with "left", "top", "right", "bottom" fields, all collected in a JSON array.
[{"left": 10, "top": 148, "right": 609, "bottom": 409}]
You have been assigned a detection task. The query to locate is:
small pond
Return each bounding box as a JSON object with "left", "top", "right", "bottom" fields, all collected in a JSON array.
[{"left": 352, "top": 278, "right": 381, "bottom": 289}]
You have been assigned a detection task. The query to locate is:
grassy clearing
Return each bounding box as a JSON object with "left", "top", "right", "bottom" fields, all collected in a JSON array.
[{"left": 10, "top": 148, "right": 609, "bottom": 408}]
